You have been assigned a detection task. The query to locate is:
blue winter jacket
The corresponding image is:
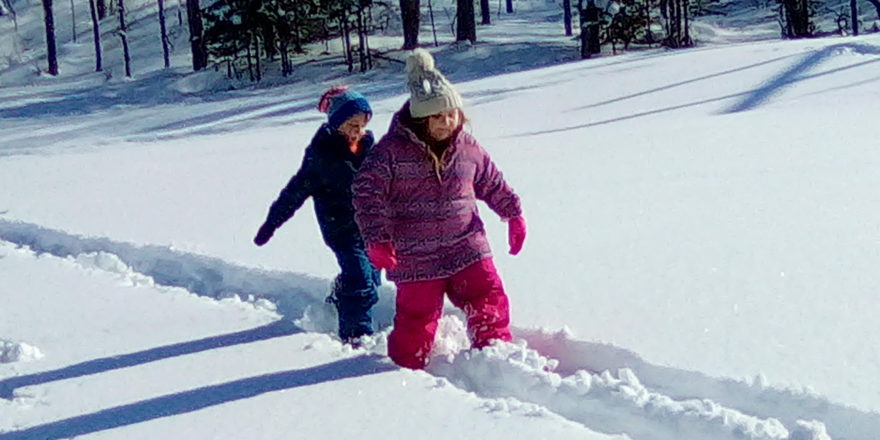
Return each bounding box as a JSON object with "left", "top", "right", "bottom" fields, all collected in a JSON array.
[{"left": 263, "top": 124, "right": 375, "bottom": 251}]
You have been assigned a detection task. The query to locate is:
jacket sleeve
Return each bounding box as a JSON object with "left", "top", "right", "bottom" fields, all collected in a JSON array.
[
  {"left": 352, "top": 142, "right": 393, "bottom": 245},
  {"left": 474, "top": 143, "right": 522, "bottom": 220},
  {"left": 263, "top": 151, "right": 318, "bottom": 230}
]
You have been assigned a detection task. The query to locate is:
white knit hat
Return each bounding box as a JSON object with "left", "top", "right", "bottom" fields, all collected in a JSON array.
[{"left": 405, "top": 49, "right": 463, "bottom": 118}]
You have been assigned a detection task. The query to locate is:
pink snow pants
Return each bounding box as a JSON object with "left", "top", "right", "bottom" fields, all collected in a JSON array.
[{"left": 387, "top": 258, "right": 512, "bottom": 369}]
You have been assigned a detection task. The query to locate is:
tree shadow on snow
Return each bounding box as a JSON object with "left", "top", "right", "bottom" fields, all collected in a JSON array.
[
  {"left": 0, "top": 355, "right": 394, "bottom": 440},
  {"left": 0, "top": 320, "right": 302, "bottom": 400},
  {"left": 509, "top": 43, "right": 880, "bottom": 138},
  {"left": 723, "top": 43, "right": 880, "bottom": 113},
  {"left": 564, "top": 52, "right": 801, "bottom": 112}
]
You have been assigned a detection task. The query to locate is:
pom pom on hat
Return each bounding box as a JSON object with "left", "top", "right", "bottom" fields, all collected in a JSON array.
[
  {"left": 405, "top": 49, "right": 435, "bottom": 75},
  {"left": 318, "top": 85, "right": 350, "bottom": 114}
]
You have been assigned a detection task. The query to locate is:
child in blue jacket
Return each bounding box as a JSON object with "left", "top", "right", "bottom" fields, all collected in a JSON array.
[{"left": 254, "top": 87, "right": 380, "bottom": 343}]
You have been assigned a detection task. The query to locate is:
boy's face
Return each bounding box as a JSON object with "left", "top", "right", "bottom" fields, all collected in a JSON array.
[
  {"left": 339, "top": 113, "right": 369, "bottom": 144},
  {"left": 427, "top": 109, "right": 461, "bottom": 142}
]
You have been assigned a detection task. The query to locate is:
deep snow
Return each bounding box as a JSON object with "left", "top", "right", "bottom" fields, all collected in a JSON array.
[{"left": 2, "top": 0, "right": 880, "bottom": 438}]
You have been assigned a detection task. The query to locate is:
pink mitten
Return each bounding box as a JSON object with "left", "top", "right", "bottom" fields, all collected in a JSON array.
[
  {"left": 508, "top": 216, "right": 527, "bottom": 256},
  {"left": 367, "top": 242, "right": 398, "bottom": 270}
]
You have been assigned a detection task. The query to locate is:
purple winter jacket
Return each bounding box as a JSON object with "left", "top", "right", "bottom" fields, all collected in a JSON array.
[{"left": 352, "top": 104, "right": 522, "bottom": 283}]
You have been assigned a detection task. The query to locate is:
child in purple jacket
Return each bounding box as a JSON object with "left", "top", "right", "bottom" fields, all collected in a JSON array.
[{"left": 353, "top": 50, "right": 527, "bottom": 369}]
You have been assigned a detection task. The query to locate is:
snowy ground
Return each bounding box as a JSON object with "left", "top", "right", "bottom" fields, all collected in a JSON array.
[{"left": 2, "top": 0, "right": 880, "bottom": 439}]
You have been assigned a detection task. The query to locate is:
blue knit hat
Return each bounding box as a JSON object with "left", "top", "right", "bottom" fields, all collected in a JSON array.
[{"left": 318, "top": 86, "right": 372, "bottom": 129}]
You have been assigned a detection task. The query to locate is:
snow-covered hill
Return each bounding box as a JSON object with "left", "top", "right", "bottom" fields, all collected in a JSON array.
[{"left": 2, "top": 0, "right": 880, "bottom": 439}]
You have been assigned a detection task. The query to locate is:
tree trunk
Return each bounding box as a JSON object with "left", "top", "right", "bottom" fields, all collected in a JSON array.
[
  {"left": 366, "top": 6, "right": 373, "bottom": 69},
  {"left": 506, "top": 0, "right": 513, "bottom": 13},
  {"left": 684, "top": 0, "right": 691, "bottom": 45},
  {"left": 563, "top": 0, "right": 572, "bottom": 35},
  {"left": 280, "top": 40, "right": 290, "bottom": 76},
  {"left": 784, "top": 0, "right": 796, "bottom": 37},
  {"left": 851, "top": 0, "right": 859, "bottom": 35},
  {"left": 253, "top": 33, "right": 261, "bottom": 81},
  {"left": 89, "top": 0, "right": 103, "bottom": 71},
  {"left": 780, "top": 0, "right": 812, "bottom": 37},
  {"left": 322, "top": 17, "right": 330, "bottom": 53},
  {"left": 357, "top": 7, "right": 367, "bottom": 72},
  {"left": 585, "top": 0, "right": 600, "bottom": 54},
  {"left": 245, "top": 42, "right": 253, "bottom": 81},
  {"left": 400, "top": 0, "right": 420, "bottom": 50},
  {"left": 70, "top": 0, "right": 76, "bottom": 43},
  {"left": 578, "top": 0, "right": 593, "bottom": 59},
  {"left": 42, "top": 0, "right": 59, "bottom": 75},
  {"left": 677, "top": 0, "right": 684, "bottom": 43},
  {"left": 868, "top": 0, "right": 880, "bottom": 20},
  {"left": 177, "top": 0, "right": 182, "bottom": 26},
  {"left": 97, "top": 0, "right": 106, "bottom": 19},
  {"left": 261, "top": 26, "right": 276, "bottom": 60},
  {"left": 118, "top": 0, "right": 131, "bottom": 77},
  {"left": 429, "top": 0, "right": 438, "bottom": 46},
  {"left": 457, "top": 0, "right": 476, "bottom": 42},
  {"left": 341, "top": 13, "right": 353, "bottom": 72},
  {"left": 665, "top": 0, "right": 687, "bottom": 47},
  {"left": 0, "top": 0, "right": 11, "bottom": 17},
  {"left": 293, "top": 3, "right": 303, "bottom": 52},
  {"left": 676, "top": 0, "right": 682, "bottom": 43},
  {"left": 158, "top": 0, "right": 170, "bottom": 68},
  {"left": 480, "top": 0, "right": 491, "bottom": 24},
  {"left": 186, "top": 0, "right": 207, "bottom": 70},
  {"left": 1, "top": 0, "right": 18, "bottom": 31},
  {"left": 663, "top": 0, "right": 694, "bottom": 47}
]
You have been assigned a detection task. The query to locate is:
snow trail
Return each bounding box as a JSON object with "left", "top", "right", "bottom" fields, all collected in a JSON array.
[{"left": 3, "top": 219, "right": 878, "bottom": 439}]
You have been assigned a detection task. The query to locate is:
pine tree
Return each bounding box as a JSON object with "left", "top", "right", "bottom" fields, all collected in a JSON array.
[{"left": 607, "top": 0, "right": 650, "bottom": 51}]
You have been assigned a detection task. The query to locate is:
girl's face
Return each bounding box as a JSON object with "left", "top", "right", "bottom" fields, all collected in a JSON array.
[
  {"left": 339, "top": 113, "right": 369, "bottom": 143},
  {"left": 426, "top": 109, "right": 461, "bottom": 142}
]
